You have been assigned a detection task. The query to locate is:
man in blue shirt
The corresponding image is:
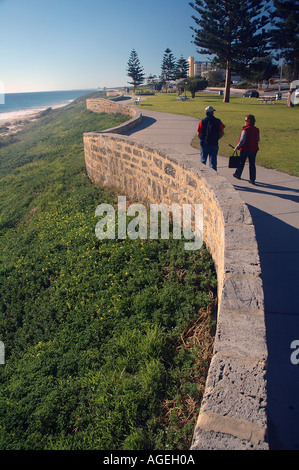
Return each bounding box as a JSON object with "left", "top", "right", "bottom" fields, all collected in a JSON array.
[{"left": 197, "top": 106, "right": 225, "bottom": 171}]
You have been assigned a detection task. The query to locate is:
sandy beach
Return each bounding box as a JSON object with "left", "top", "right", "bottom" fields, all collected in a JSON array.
[{"left": 0, "top": 101, "right": 71, "bottom": 136}]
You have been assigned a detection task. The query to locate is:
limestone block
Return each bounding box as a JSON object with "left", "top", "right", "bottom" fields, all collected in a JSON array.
[
  {"left": 224, "top": 248, "right": 261, "bottom": 277},
  {"left": 199, "top": 354, "right": 268, "bottom": 429},
  {"left": 224, "top": 224, "right": 257, "bottom": 250},
  {"left": 221, "top": 274, "right": 264, "bottom": 314},
  {"left": 214, "top": 310, "right": 268, "bottom": 360}
]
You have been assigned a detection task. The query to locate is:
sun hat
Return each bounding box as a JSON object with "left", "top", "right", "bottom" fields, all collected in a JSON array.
[{"left": 205, "top": 106, "right": 216, "bottom": 113}]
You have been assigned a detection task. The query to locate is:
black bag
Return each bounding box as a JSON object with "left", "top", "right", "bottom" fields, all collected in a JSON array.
[{"left": 228, "top": 150, "right": 241, "bottom": 168}]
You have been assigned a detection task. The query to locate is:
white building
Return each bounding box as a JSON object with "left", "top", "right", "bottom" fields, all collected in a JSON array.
[
  {"left": 188, "top": 57, "right": 213, "bottom": 77},
  {"left": 188, "top": 56, "right": 242, "bottom": 83}
]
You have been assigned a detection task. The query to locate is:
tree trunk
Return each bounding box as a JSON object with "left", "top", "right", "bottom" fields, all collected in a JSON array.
[{"left": 223, "top": 61, "right": 231, "bottom": 103}]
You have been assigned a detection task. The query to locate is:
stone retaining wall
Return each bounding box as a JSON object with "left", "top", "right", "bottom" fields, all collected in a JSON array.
[
  {"left": 86, "top": 98, "right": 142, "bottom": 134},
  {"left": 83, "top": 100, "right": 269, "bottom": 450}
]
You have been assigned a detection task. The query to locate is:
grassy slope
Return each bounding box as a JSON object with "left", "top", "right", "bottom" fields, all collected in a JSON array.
[
  {"left": 0, "top": 93, "right": 217, "bottom": 450},
  {"left": 138, "top": 92, "right": 299, "bottom": 177}
]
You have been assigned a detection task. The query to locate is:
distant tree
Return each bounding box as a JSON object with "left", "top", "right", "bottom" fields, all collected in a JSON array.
[
  {"left": 185, "top": 76, "right": 208, "bottom": 98},
  {"left": 126, "top": 49, "right": 145, "bottom": 92},
  {"left": 146, "top": 74, "right": 158, "bottom": 92},
  {"left": 206, "top": 69, "right": 225, "bottom": 86},
  {"left": 189, "top": 0, "right": 270, "bottom": 102},
  {"left": 242, "top": 55, "right": 278, "bottom": 85},
  {"left": 161, "top": 48, "right": 177, "bottom": 92},
  {"left": 147, "top": 74, "right": 157, "bottom": 85},
  {"left": 282, "top": 63, "right": 295, "bottom": 82},
  {"left": 269, "top": 0, "right": 299, "bottom": 106},
  {"left": 175, "top": 56, "right": 189, "bottom": 79}
]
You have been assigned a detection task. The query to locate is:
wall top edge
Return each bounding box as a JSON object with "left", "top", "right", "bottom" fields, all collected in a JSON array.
[{"left": 83, "top": 131, "right": 248, "bottom": 206}]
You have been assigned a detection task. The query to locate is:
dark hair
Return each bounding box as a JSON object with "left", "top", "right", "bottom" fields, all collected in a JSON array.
[{"left": 246, "top": 114, "right": 256, "bottom": 125}]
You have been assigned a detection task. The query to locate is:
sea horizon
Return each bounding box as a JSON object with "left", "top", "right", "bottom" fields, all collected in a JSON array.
[{"left": 0, "top": 88, "right": 99, "bottom": 123}]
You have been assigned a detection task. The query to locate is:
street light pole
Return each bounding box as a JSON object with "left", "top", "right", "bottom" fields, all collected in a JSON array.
[{"left": 279, "top": 62, "right": 283, "bottom": 92}]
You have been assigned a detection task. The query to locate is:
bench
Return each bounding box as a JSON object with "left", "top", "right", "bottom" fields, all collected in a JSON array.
[
  {"left": 133, "top": 97, "right": 141, "bottom": 105},
  {"left": 258, "top": 96, "right": 276, "bottom": 104},
  {"left": 177, "top": 95, "right": 189, "bottom": 101}
]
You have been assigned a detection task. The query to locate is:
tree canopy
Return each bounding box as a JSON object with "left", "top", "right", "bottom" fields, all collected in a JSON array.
[
  {"left": 175, "top": 56, "right": 189, "bottom": 79},
  {"left": 185, "top": 77, "right": 208, "bottom": 98},
  {"left": 242, "top": 55, "right": 278, "bottom": 84},
  {"left": 126, "top": 49, "right": 145, "bottom": 92},
  {"left": 269, "top": 0, "right": 299, "bottom": 106},
  {"left": 160, "top": 48, "right": 177, "bottom": 91},
  {"left": 269, "top": 0, "right": 299, "bottom": 78},
  {"left": 189, "top": 0, "right": 269, "bottom": 102}
]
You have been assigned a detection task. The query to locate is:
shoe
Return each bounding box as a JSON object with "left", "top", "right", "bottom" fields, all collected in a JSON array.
[
  {"left": 249, "top": 180, "right": 255, "bottom": 185},
  {"left": 233, "top": 173, "right": 240, "bottom": 179}
]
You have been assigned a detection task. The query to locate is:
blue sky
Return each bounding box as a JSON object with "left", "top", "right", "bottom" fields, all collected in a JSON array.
[{"left": 0, "top": 0, "right": 204, "bottom": 93}]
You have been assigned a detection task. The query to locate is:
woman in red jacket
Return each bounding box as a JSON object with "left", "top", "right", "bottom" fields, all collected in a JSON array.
[{"left": 233, "top": 114, "right": 260, "bottom": 185}]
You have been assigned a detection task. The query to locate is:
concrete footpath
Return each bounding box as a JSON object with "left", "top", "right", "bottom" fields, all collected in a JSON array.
[{"left": 124, "top": 106, "right": 299, "bottom": 450}]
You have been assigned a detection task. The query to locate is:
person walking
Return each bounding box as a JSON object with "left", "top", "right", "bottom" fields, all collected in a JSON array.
[
  {"left": 233, "top": 114, "right": 260, "bottom": 185},
  {"left": 197, "top": 106, "right": 225, "bottom": 171}
]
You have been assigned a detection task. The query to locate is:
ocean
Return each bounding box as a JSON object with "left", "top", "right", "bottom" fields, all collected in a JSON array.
[{"left": 0, "top": 89, "right": 97, "bottom": 122}]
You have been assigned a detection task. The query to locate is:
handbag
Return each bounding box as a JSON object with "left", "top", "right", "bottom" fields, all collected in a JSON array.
[{"left": 228, "top": 149, "right": 241, "bottom": 168}]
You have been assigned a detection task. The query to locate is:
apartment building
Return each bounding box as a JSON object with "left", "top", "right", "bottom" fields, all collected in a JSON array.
[{"left": 188, "top": 57, "right": 213, "bottom": 77}]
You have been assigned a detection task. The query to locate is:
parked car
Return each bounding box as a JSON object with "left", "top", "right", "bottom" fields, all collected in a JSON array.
[{"left": 243, "top": 90, "right": 260, "bottom": 98}]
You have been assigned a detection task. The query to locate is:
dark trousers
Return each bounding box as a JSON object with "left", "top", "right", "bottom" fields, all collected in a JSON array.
[{"left": 234, "top": 150, "right": 257, "bottom": 181}]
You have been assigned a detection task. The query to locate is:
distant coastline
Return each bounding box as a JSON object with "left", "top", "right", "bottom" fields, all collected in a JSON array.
[
  {"left": 0, "top": 102, "right": 68, "bottom": 125},
  {"left": 0, "top": 104, "right": 70, "bottom": 137},
  {"left": 0, "top": 89, "right": 97, "bottom": 124}
]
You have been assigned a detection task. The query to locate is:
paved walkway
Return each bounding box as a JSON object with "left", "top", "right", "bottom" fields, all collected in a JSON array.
[{"left": 124, "top": 104, "right": 299, "bottom": 450}]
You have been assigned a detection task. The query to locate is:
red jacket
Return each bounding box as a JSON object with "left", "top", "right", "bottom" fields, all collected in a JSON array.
[{"left": 238, "top": 125, "right": 259, "bottom": 152}]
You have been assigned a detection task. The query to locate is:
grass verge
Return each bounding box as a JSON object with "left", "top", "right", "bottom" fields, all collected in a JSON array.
[{"left": 0, "top": 93, "right": 217, "bottom": 450}]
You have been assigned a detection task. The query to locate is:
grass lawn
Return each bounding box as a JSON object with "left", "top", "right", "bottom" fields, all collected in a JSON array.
[{"left": 138, "top": 92, "right": 299, "bottom": 177}]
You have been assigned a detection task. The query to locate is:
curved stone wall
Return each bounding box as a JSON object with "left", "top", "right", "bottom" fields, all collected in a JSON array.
[
  {"left": 83, "top": 100, "right": 269, "bottom": 450},
  {"left": 86, "top": 97, "right": 142, "bottom": 134}
]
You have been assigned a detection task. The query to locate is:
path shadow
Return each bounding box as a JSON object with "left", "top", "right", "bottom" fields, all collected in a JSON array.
[
  {"left": 247, "top": 204, "right": 299, "bottom": 450},
  {"left": 256, "top": 180, "right": 299, "bottom": 194},
  {"left": 117, "top": 96, "right": 132, "bottom": 102},
  {"left": 124, "top": 116, "right": 157, "bottom": 136},
  {"left": 233, "top": 180, "right": 299, "bottom": 205}
]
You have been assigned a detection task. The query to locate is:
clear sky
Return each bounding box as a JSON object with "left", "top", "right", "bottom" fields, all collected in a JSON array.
[{"left": 0, "top": 0, "right": 205, "bottom": 93}]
